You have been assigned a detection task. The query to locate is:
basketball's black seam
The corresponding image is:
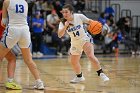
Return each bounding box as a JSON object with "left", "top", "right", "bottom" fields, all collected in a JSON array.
[
  {"left": 90, "top": 22, "right": 99, "bottom": 33},
  {"left": 93, "top": 26, "right": 102, "bottom": 34}
]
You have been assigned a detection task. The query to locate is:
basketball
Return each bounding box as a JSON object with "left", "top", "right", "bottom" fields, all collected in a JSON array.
[{"left": 87, "top": 20, "right": 102, "bottom": 35}]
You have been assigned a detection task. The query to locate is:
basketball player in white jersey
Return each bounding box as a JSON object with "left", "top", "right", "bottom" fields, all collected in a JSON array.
[
  {"left": 58, "top": 4, "right": 109, "bottom": 83},
  {"left": 0, "top": 1, "right": 22, "bottom": 89},
  {"left": 0, "top": 0, "right": 44, "bottom": 89}
]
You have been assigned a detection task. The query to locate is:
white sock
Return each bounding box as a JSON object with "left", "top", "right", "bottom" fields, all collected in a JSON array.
[{"left": 7, "top": 78, "right": 14, "bottom": 83}]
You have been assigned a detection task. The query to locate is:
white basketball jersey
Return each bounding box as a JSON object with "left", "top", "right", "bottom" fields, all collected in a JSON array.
[
  {"left": 7, "top": 0, "right": 28, "bottom": 26},
  {"left": 59, "top": 14, "right": 90, "bottom": 42}
]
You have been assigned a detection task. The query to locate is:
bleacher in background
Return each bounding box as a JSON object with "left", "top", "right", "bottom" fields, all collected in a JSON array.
[{"left": 84, "top": 0, "right": 140, "bottom": 54}]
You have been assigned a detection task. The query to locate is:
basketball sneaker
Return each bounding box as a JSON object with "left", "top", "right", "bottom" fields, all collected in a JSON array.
[
  {"left": 5, "top": 81, "right": 22, "bottom": 90},
  {"left": 70, "top": 76, "right": 85, "bottom": 83},
  {"left": 33, "top": 81, "right": 44, "bottom": 90},
  {"left": 100, "top": 73, "right": 109, "bottom": 82}
]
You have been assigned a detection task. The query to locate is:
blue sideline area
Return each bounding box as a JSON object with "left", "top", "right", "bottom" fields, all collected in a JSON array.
[{"left": 40, "top": 43, "right": 57, "bottom": 55}]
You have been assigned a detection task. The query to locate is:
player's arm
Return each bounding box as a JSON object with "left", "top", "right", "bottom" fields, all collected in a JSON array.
[
  {"left": 58, "top": 21, "right": 69, "bottom": 38},
  {"left": 79, "top": 14, "right": 94, "bottom": 25},
  {"left": 1, "top": 0, "right": 9, "bottom": 28}
]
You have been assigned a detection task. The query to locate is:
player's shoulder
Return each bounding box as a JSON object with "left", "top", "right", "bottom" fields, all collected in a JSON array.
[
  {"left": 74, "top": 13, "right": 85, "bottom": 18},
  {"left": 3, "top": 0, "right": 10, "bottom": 7},
  {"left": 4, "top": 0, "right": 10, "bottom": 3},
  {"left": 74, "top": 13, "right": 84, "bottom": 16},
  {"left": 3, "top": 0, "right": 10, "bottom": 4}
]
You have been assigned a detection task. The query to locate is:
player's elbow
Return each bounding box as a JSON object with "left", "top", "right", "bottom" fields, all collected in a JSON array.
[
  {"left": 57, "top": 30, "right": 64, "bottom": 38},
  {"left": 58, "top": 33, "right": 62, "bottom": 38},
  {"left": 1, "top": 18, "right": 8, "bottom": 27}
]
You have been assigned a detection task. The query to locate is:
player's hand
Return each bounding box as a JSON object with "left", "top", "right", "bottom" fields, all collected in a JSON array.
[{"left": 64, "top": 21, "right": 70, "bottom": 28}]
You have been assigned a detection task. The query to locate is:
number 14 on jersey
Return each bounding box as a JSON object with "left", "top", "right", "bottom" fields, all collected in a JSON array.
[{"left": 73, "top": 31, "right": 80, "bottom": 37}]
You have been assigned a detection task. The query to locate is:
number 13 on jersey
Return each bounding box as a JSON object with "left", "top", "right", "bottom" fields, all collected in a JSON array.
[{"left": 16, "top": 4, "right": 24, "bottom": 13}]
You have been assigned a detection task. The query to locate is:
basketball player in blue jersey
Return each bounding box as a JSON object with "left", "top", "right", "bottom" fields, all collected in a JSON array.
[
  {"left": 58, "top": 4, "right": 109, "bottom": 83},
  {"left": 0, "top": 0, "right": 44, "bottom": 89}
]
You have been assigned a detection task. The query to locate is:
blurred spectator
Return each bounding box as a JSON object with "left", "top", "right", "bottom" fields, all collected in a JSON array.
[
  {"left": 34, "top": 0, "right": 43, "bottom": 11},
  {"left": 46, "top": 9, "right": 60, "bottom": 35},
  {"left": 52, "top": 30, "right": 63, "bottom": 56},
  {"left": 106, "top": 14, "right": 115, "bottom": 31},
  {"left": 32, "top": 11, "right": 45, "bottom": 57},
  {"left": 135, "top": 29, "right": 140, "bottom": 54},
  {"left": 60, "top": 0, "right": 65, "bottom": 6},
  {"left": 28, "top": 1, "right": 35, "bottom": 16},
  {"left": 104, "top": 7, "right": 115, "bottom": 17},
  {"left": 41, "top": 1, "right": 54, "bottom": 18},
  {"left": 112, "top": 31, "right": 122, "bottom": 55},
  {"left": 102, "top": 30, "right": 122, "bottom": 55},
  {"left": 102, "top": 31, "right": 113, "bottom": 54},
  {"left": 98, "top": 12, "right": 107, "bottom": 25},
  {"left": 106, "top": 14, "right": 115, "bottom": 27},
  {"left": 102, "top": 23, "right": 111, "bottom": 36},
  {"left": 116, "top": 16, "right": 131, "bottom": 33},
  {"left": 124, "top": 16, "right": 131, "bottom": 34},
  {"left": 52, "top": 0, "right": 63, "bottom": 18},
  {"left": 73, "top": 0, "right": 85, "bottom": 13},
  {"left": 52, "top": 31, "right": 70, "bottom": 56},
  {"left": 122, "top": 33, "right": 137, "bottom": 55},
  {"left": 98, "top": 12, "right": 110, "bottom": 36},
  {"left": 61, "top": 33, "right": 71, "bottom": 55},
  {"left": 136, "top": 29, "right": 140, "bottom": 46},
  {"left": 117, "top": 17, "right": 137, "bottom": 54}
]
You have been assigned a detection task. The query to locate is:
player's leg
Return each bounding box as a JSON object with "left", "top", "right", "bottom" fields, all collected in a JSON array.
[
  {"left": 0, "top": 26, "right": 22, "bottom": 89},
  {"left": 69, "top": 44, "right": 85, "bottom": 83},
  {"left": 0, "top": 44, "right": 10, "bottom": 60},
  {"left": 83, "top": 42, "right": 101, "bottom": 70},
  {"left": 19, "top": 26, "right": 44, "bottom": 89},
  {"left": 70, "top": 54, "right": 85, "bottom": 83},
  {"left": 83, "top": 42, "right": 109, "bottom": 82},
  {"left": 20, "top": 48, "right": 44, "bottom": 90},
  {"left": 6, "top": 51, "right": 16, "bottom": 79},
  {"left": 70, "top": 55, "right": 81, "bottom": 74},
  {"left": 0, "top": 44, "right": 21, "bottom": 89},
  {"left": 5, "top": 51, "right": 22, "bottom": 89}
]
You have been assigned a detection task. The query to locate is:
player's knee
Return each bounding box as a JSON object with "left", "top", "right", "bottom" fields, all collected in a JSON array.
[
  {"left": 24, "top": 58, "right": 37, "bottom": 68},
  {"left": 24, "top": 58, "right": 32, "bottom": 64},
  {"left": 88, "top": 54, "right": 100, "bottom": 63},
  {"left": 6, "top": 55, "right": 16, "bottom": 63},
  {"left": 28, "top": 62, "right": 37, "bottom": 69},
  {"left": 87, "top": 53, "right": 95, "bottom": 60}
]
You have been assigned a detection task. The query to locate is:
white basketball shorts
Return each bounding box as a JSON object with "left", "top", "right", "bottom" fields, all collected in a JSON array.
[
  {"left": 70, "top": 36, "right": 93, "bottom": 55},
  {"left": 0, "top": 25, "right": 31, "bottom": 49}
]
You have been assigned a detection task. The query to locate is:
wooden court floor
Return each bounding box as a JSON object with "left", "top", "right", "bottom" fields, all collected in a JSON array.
[{"left": 0, "top": 54, "right": 140, "bottom": 93}]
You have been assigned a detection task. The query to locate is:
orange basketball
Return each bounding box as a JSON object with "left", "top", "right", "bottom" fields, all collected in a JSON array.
[{"left": 87, "top": 20, "right": 102, "bottom": 35}]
